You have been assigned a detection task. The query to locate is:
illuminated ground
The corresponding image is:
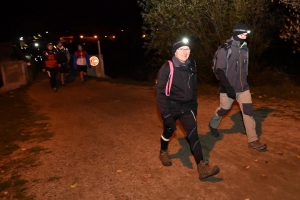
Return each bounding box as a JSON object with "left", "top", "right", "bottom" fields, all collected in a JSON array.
[{"left": 3, "top": 73, "right": 300, "bottom": 199}]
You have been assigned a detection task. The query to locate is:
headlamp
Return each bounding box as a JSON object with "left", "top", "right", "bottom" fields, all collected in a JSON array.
[
  {"left": 233, "top": 29, "right": 251, "bottom": 34},
  {"left": 182, "top": 38, "right": 189, "bottom": 44}
]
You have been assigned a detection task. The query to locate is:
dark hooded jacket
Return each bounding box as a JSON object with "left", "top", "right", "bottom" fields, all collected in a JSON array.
[{"left": 216, "top": 37, "right": 249, "bottom": 93}]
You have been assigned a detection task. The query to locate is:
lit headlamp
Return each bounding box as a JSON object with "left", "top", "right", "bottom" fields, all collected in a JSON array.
[
  {"left": 233, "top": 29, "right": 251, "bottom": 34},
  {"left": 182, "top": 37, "right": 189, "bottom": 44}
]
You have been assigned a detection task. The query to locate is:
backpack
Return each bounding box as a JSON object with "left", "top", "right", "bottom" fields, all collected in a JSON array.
[{"left": 212, "top": 40, "right": 233, "bottom": 79}]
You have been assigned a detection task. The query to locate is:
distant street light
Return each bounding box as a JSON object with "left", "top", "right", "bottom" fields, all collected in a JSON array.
[
  {"left": 80, "top": 35, "right": 83, "bottom": 38},
  {"left": 46, "top": 31, "right": 48, "bottom": 34},
  {"left": 113, "top": 36, "right": 115, "bottom": 38},
  {"left": 142, "top": 34, "right": 146, "bottom": 38},
  {"left": 94, "top": 35, "right": 97, "bottom": 38},
  {"left": 34, "top": 43, "right": 39, "bottom": 47}
]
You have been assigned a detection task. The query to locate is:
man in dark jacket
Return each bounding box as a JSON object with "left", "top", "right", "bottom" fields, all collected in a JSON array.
[
  {"left": 208, "top": 23, "right": 267, "bottom": 151},
  {"left": 42, "top": 43, "right": 60, "bottom": 92},
  {"left": 56, "top": 41, "right": 70, "bottom": 86},
  {"left": 156, "top": 38, "right": 220, "bottom": 180}
]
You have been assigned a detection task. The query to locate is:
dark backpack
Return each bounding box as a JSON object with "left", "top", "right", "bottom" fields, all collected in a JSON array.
[{"left": 212, "top": 40, "right": 233, "bottom": 79}]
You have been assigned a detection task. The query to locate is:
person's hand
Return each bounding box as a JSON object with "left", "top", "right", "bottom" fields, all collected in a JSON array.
[
  {"left": 226, "top": 86, "right": 236, "bottom": 99},
  {"left": 163, "top": 116, "right": 176, "bottom": 132},
  {"left": 42, "top": 69, "right": 46, "bottom": 73}
]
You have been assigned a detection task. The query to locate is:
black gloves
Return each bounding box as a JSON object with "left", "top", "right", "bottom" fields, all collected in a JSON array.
[
  {"left": 225, "top": 86, "right": 236, "bottom": 99},
  {"left": 216, "top": 69, "right": 236, "bottom": 99},
  {"left": 163, "top": 116, "right": 176, "bottom": 132}
]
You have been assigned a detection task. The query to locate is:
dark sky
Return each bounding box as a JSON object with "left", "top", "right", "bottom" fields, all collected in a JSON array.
[{"left": 0, "top": 0, "right": 143, "bottom": 41}]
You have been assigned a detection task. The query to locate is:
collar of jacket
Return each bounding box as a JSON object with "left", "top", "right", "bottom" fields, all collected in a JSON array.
[
  {"left": 228, "top": 37, "right": 248, "bottom": 50},
  {"left": 172, "top": 56, "right": 188, "bottom": 70}
]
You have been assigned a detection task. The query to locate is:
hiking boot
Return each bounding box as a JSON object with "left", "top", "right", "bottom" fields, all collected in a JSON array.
[
  {"left": 197, "top": 160, "right": 220, "bottom": 180},
  {"left": 248, "top": 140, "right": 267, "bottom": 151},
  {"left": 159, "top": 149, "right": 172, "bottom": 166},
  {"left": 208, "top": 123, "right": 219, "bottom": 137}
]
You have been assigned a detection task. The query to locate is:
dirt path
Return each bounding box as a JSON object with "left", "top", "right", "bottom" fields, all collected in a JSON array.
[{"left": 18, "top": 75, "right": 300, "bottom": 199}]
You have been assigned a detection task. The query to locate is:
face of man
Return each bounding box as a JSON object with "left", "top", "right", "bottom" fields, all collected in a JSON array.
[
  {"left": 175, "top": 46, "right": 190, "bottom": 63},
  {"left": 78, "top": 46, "right": 83, "bottom": 51},
  {"left": 237, "top": 33, "right": 247, "bottom": 40},
  {"left": 57, "top": 42, "right": 62, "bottom": 48},
  {"left": 47, "top": 45, "right": 53, "bottom": 50}
]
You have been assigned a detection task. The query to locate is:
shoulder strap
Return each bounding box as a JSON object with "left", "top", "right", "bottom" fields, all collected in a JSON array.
[
  {"left": 165, "top": 60, "right": 174, "bottom": 96},
  {"left": 225, "top": 41, "right": 232, "bottom": 76}
]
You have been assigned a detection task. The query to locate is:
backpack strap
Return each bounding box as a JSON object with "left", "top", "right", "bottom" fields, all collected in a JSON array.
[
  {"left": 221, "top": 41, "right": 232, "bottom": 77},
  {"left": 165, "top": 60, "right": 174, "bottom": 96},
  {"left": 225, "top": 41, "right": 232, "bottom": 76}
]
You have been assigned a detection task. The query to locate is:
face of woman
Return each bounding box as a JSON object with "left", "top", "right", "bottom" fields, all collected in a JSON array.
[{"left": 175, "top": 46, "right": 190, "bottom": 63}]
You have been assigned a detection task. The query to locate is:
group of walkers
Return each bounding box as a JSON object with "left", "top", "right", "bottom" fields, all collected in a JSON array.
[
  {"left": 42, "top": 42, "right": 91, "bottom": 92},
  {"left": 42, "top": 22, "right": 267, "bottom": 181},
  {"left": 156, "top": 23, "right": 267, "bottom": 180}
]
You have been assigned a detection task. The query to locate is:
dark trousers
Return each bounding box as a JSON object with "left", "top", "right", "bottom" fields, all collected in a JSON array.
[
  {"left": 46, "top": 67, "right": 57, "bottom": 88},
  {"left": 161, "top": 101, "right": 203, "bottom": 164}
]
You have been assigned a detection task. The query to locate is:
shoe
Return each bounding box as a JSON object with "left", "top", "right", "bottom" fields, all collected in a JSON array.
[
  {"left": 208, "top": 123, "right": 219, "bottom": 137},
  {"left": 159, "top": 149, "right": 172, "bottom": 166},
  {"left": 248, "top": 140, "right": 267, "bottom": 151},
  {"left": 53, "top": 87, "right": 57, "bottom": 92},
  {"left": 197, "top": 160, "right": 220, "bottom": 180}
]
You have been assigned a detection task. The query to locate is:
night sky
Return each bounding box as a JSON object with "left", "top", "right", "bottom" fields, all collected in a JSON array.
[{"left": 0, "top": 0, "right": 143, "bottom": 41}]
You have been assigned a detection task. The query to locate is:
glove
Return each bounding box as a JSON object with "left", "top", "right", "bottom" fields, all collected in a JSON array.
[
  {"left": 225, "top": 86, "right": 236, "bottom": 99},
  {"left": 163, "top": 116, "right": 176, "bottom": 132}
]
